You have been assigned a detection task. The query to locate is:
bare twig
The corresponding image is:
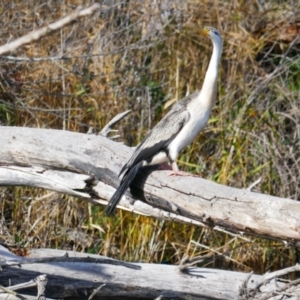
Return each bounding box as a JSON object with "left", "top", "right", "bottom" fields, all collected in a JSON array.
[
  {"left": 178, "top": 253, "right": 224, "bottom": 272},
  {"left": 0, "top": 278, "right": 37, "bottom": 293},
  {"left": 0, "top": 4, "right": 101, "bottom": 55},
  {"left": 213, "top": 226, "right": 253, "bottom": 242},
  {"left": 87, "top": 127, "right": 95, "bottom": 134},
  {"left": 0, "top": 54, "right": 105, "bottom": 62},
  {"left": 88, "top": 284, "right": 106, "bottom": 300},
  {"left": 100, "top": 110, "right": 131, "bottom": 138},
  {"left": 246, "top": 178, "right": 262, "bottom": 192},
  {"left": 190, "top": 240, "right": 247, "bottom": 269}
]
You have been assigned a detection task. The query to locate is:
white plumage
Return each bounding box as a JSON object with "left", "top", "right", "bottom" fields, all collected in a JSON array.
[{"left": 105, "top": 26, "right": 223, "bottom": 215}]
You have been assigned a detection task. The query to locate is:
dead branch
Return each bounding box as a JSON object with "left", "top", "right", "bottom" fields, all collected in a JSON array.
[
  {"left": 1, "top": 246, "right": 299, "bottom": 300},
  {"left": 0, "top": 126, "right": 300, "bottom": 246},
  {"left": 0, "top": 4, "right": 101, "bottom": 55},
  {"left": 0, "top": 277, "right": 40, "bottom": 293},
  {"left": 259, "top": 278, "right": 300, "bottom": 300},
  {"left": 0, "top": 275, "right": 51, "bottom": 300},
  {"left": 255, "top": 264, "right": 300, "bottom": 290},
  {"left": 0, "top": 246, "right": 265, "bottom": 300},
  {"left": 178, "top": 253, "right": 224, "bottom": 272},
  {"left": 35, "top": 275, "right": 47, "bottom": 300},
  {"left": 0, "top": 284, "right": 28, "bottom": 300},
  {"left": 88, "top": 284, "right": 106, "bottom": 300},
  {"left": 240, "top": 265, "right": 300, "bottom": 300},
  {"left": 99, "top": 110, "right": 131, "bottom": 138}
]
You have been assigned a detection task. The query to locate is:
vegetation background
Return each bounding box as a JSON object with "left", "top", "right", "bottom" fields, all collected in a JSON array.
[{"left": 0, "top": 0, "right": 299, "bottom": 275}]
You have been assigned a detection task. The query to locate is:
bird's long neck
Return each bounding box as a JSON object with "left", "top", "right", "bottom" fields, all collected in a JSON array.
[{"left": 199, "top": 39, "right": 222, "bottom": 107}]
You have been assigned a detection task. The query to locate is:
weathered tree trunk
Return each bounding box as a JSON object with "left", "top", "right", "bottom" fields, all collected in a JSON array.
[
  {"left": 0, "top": 126, "right": 300, "bottom": 246},
  {"left": 1, "top": 245, "right": 300, "bottom": 300}
]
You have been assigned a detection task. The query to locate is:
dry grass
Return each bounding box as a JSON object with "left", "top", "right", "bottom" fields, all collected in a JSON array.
[{"left": 0, "top": 0, "right": 300, "bottom": 275}]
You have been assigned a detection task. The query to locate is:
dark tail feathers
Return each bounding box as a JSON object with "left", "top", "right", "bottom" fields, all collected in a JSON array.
[{"left": 105, "top": 162, "right": 142, "bottom": 215}]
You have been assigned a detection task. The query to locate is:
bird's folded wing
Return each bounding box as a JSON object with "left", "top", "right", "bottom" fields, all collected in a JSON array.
[{"left": 120, "top": 108, "right": 190, "bottom": 174}]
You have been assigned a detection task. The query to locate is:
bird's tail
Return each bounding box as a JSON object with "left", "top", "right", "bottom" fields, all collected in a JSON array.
[{"left": 105, "top": 162, "right": 142, "bottom": 215}]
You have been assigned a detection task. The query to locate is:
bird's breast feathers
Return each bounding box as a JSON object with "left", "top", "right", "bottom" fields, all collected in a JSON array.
[{"left": 168, "top": 104, "right": 212, "bottom": 160}]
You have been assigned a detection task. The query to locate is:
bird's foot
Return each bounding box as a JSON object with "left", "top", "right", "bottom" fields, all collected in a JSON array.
[{"left": 169, "top": 162, "right": 201, "bottom": 177}]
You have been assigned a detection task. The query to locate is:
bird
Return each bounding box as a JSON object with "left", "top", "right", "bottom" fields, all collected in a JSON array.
[{"left": 105, "top": 26, "right": 223, "bottom": 215}]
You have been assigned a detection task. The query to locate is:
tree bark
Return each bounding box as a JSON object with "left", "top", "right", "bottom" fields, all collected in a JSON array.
[
  {"left": 3, "top": 245, "right": 300, "bottom": 300},
  {"left": 0, "top": 126, "right": 300, "bottom": 246}
]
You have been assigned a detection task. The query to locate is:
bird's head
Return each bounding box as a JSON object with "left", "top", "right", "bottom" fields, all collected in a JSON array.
[{"left": 200, "top": 26, "right": 222, "bottom": 42}]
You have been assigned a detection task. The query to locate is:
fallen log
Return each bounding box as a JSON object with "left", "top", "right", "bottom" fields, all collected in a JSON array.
[
  {"left": 0, "top": 126, "right": 300, "bottom": 245},
  {"left": 1, "top": 245, "right": 300, "bottom": 300}
]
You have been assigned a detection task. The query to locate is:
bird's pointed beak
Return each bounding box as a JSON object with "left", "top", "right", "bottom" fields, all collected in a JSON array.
[{"left": 199, "top": 27, "right": 210, "bottom": 37}]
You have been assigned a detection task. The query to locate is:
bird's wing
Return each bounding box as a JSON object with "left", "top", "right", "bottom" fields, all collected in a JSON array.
[{"left": 120, "top": 105, "right": 191, "bottom": 176}]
